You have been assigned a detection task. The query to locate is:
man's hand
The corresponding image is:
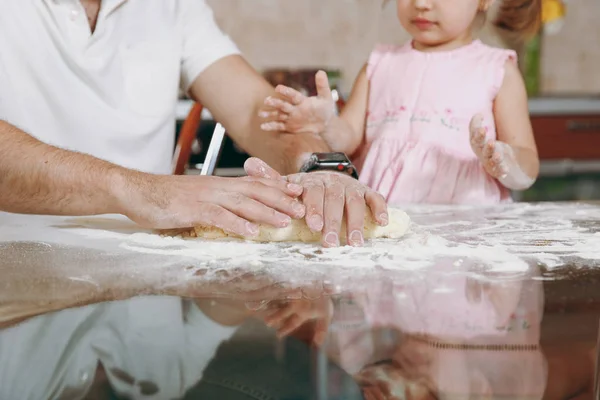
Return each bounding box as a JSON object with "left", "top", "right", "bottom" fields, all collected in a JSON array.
[
  {"left": 263, "top": 297, "right": 333, "bottom": 346},
  {"left": 259, "top": 70, "right": 335, "bottom": 135},
  {"left": 118, "top": 165, "right": 306, "bottom": 237},
  {"left": 244, "top": 158, "right": 388, "bottom": 248}
]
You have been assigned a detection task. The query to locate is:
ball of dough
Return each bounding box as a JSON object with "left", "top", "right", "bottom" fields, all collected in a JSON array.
[{"left": 183, "top": 207, "right": 410, "bottom": 243}]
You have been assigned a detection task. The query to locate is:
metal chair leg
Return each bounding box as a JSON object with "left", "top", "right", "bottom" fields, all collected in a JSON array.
[{"left": 200, "top": 123, "right": 227, "bottom": 176}]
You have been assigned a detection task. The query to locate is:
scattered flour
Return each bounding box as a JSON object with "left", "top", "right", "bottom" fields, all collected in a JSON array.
[
  {"left": 111, "top": 204, "right": 600, "bottom": 273},
  {"left": 62, "top": 217, "right": 532, "bottom": 285},
  {"left": 1, "top": 203, "right": 598, "bottom": 286}
]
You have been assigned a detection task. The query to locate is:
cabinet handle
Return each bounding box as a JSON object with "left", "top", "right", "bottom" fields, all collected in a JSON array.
[{"left": 567, "top": 120, "right": 600, "bottom": 131}]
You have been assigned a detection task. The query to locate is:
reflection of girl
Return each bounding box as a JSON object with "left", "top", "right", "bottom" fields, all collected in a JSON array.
[{"left": 324, "top": 259, "right": 547, "bottom": 399}]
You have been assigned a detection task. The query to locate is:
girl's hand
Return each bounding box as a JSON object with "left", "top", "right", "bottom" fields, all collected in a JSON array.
[
  {"left": 259, "top": 70, "right": 336, "bottom": 135},
  {"left": 469, "top": 114, "right": 512, "bottom": 179},
  {"left": 469, "top": 114, "right": 536, "bottom": 189}
]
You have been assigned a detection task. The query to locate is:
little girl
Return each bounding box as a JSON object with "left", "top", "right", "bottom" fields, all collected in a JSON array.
[
  {"left": 260, "top": 0, "right": 541, "bottom": 204},
  {"left": 259, "top": 1, "right": 546, "bottom": 396}
]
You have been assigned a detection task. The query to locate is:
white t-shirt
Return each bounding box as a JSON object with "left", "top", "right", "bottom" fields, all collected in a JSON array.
[
  {"left": 0, "top": 297, "right": 237, "bottom": 400},
  {"left": 0, "top": 0, "right": 240, "bottom": 174}
]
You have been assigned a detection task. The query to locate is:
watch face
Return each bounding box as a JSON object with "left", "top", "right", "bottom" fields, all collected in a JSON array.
[
  {"left": 314, "top": 152, "right": 349, "bottom": 163},
  {"left": 301, "top": 152, "right": 359, "bottom": 179}
]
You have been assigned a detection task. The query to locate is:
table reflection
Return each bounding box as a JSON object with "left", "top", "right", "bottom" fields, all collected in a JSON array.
[{"left": 0, "top": 255, "right": 596, "bottom": 399}]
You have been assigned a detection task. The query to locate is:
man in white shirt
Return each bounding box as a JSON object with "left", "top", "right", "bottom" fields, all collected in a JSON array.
[{"left": 0, "top": 0, "right": 388, "bottom": 247}]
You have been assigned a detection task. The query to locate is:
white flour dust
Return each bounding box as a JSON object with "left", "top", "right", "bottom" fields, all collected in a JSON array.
[
  {"left": 70, "top": 219, "right": 530, "bottom": 276},
  {"left": 406, "top": 203, "right": 600, "bottom": 268},
  {"left": 2, "top": 203, "right": 597, "bottom": 285},
  {"left": 66, "top": 203, "right": 600, "bottom": 276}
]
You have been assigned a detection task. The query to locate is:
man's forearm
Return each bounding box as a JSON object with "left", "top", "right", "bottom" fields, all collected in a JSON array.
[
  {"left": 244, "top": 130, "right": 331, "bottom": 175},
  {"left": 188, "top": 55, "right": 332, "bottom": 175},
  {"left": 0, "top": 120, "right": 129, "bottom": 215}
]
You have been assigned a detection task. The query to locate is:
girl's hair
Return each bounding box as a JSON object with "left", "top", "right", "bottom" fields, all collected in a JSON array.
[{"left": 492, "top": 0, "right": 542, "bottom": 40}]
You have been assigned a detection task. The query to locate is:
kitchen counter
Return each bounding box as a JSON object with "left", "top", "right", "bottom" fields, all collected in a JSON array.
[
  {"left": 1, "top": 202, "right": 599, "bottom": 316},
  {"left": 0, "top": 202, "right": 598, "bottom": 398},
  {"left": 528, "top": 96, "right": 600, "bottom": 115}
]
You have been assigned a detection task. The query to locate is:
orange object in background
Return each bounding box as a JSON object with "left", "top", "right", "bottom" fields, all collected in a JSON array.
[{"left": 172, "top": 102, "right": 204, "bottom": 175}]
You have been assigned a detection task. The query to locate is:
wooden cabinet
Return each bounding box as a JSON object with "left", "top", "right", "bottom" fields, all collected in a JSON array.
[{"left": 531, "top": 114, "right": 600, "bottom": 159}]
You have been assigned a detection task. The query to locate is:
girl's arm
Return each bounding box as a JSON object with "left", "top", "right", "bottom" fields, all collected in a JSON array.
[
  {"left": 259, "top": 66, "right": 370, "bottom": 157},
  {"left": 470, "top": 59, "right": 540, "bottom": 191},
  {"left": 491, "top": 60, "right": 540, "bottom": 189},
  {"left": 321, "top": 64, "right": 370, "bottom": 156}
]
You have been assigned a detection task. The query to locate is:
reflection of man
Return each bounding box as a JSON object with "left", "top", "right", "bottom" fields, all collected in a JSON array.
[
  {"left": 0, "top": 290, "right": 360, "bottom": 399},
  {"left": 0, "top": 297, "right": 247, "bottom": 399},
  {"left": 0, "top": 0, "right": 387, "bottom": 246}
]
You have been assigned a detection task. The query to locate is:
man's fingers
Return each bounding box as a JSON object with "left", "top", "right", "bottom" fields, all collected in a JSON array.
[
  {"left": 313, "top": 318, "right": 329, "bottom": 346},
  {"left": 301, "top": 283, "right": 326, "bottom": 300},
  {"left": 365, "top": 190, "right": 388, "bottom": 226},
  {"left": 242, "top": 284, "right": 304, "bottom": 303},
  {"left": 344, "top": 186, "right": 366, "bottom": 247},
  {"left": 218, "top": 192, "right": 292, "bottom": 228},
  {"left": 322, "top": 177, "right": 345, "bottom": 248},
  {"left": 275, "top": 84, "right": 306, "bottom": 106},
  {"left": 265, "top": 304, "right": 296, "bottom": 324},
  {"left": 276, "top": 315, "right": 305, "bottom": 337},
  {"left": 315, "top": 70, "right": 333, "bottom": 100},
  {"left": 195, "top": 203, "right": 259, "bottom": 237},
  {"left": 238, "top": 181, "right": 306, "bottom": 220},
  {"left": 265, "top": 96, "right": 295, "bottom": 114},
  {"left": 242, "top": 158, "right": 302, "bottom": 197},
  {"left": 215, "top": 166, "right": 304, "bottom": 220},
  {"left": 300, "top": 179, "right": 325, "bottom": 232},
  {"left": 244, "top": 157, "right": 283, "bottom": 180},
  {"left": 242, "top": 177, "right": 302, "bottom": 198}
]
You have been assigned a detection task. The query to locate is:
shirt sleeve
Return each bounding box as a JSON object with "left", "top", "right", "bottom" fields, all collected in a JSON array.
[
  {"left": 178, "top": 0, "right": 241, "bottom": 92},
  {"left": 96, "top": 297, "right": 238, "bottom": 399}
]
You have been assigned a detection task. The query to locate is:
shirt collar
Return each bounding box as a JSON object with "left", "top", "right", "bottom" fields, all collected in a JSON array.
[
  {"left": 101, "top": 0, "right": 128, "bottom": 16},
  {"left": 41, "top": 0, "right": 128, "bottom": 17}
]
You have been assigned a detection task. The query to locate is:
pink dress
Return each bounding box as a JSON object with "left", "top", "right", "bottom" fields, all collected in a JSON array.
[{"left": 354, "top": 40, "right": 516, "bottom": 205}]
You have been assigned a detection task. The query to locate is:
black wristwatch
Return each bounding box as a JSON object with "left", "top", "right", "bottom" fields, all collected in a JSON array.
[{"left": 299, "top": 152, "right": 359, "bottom": 179}]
